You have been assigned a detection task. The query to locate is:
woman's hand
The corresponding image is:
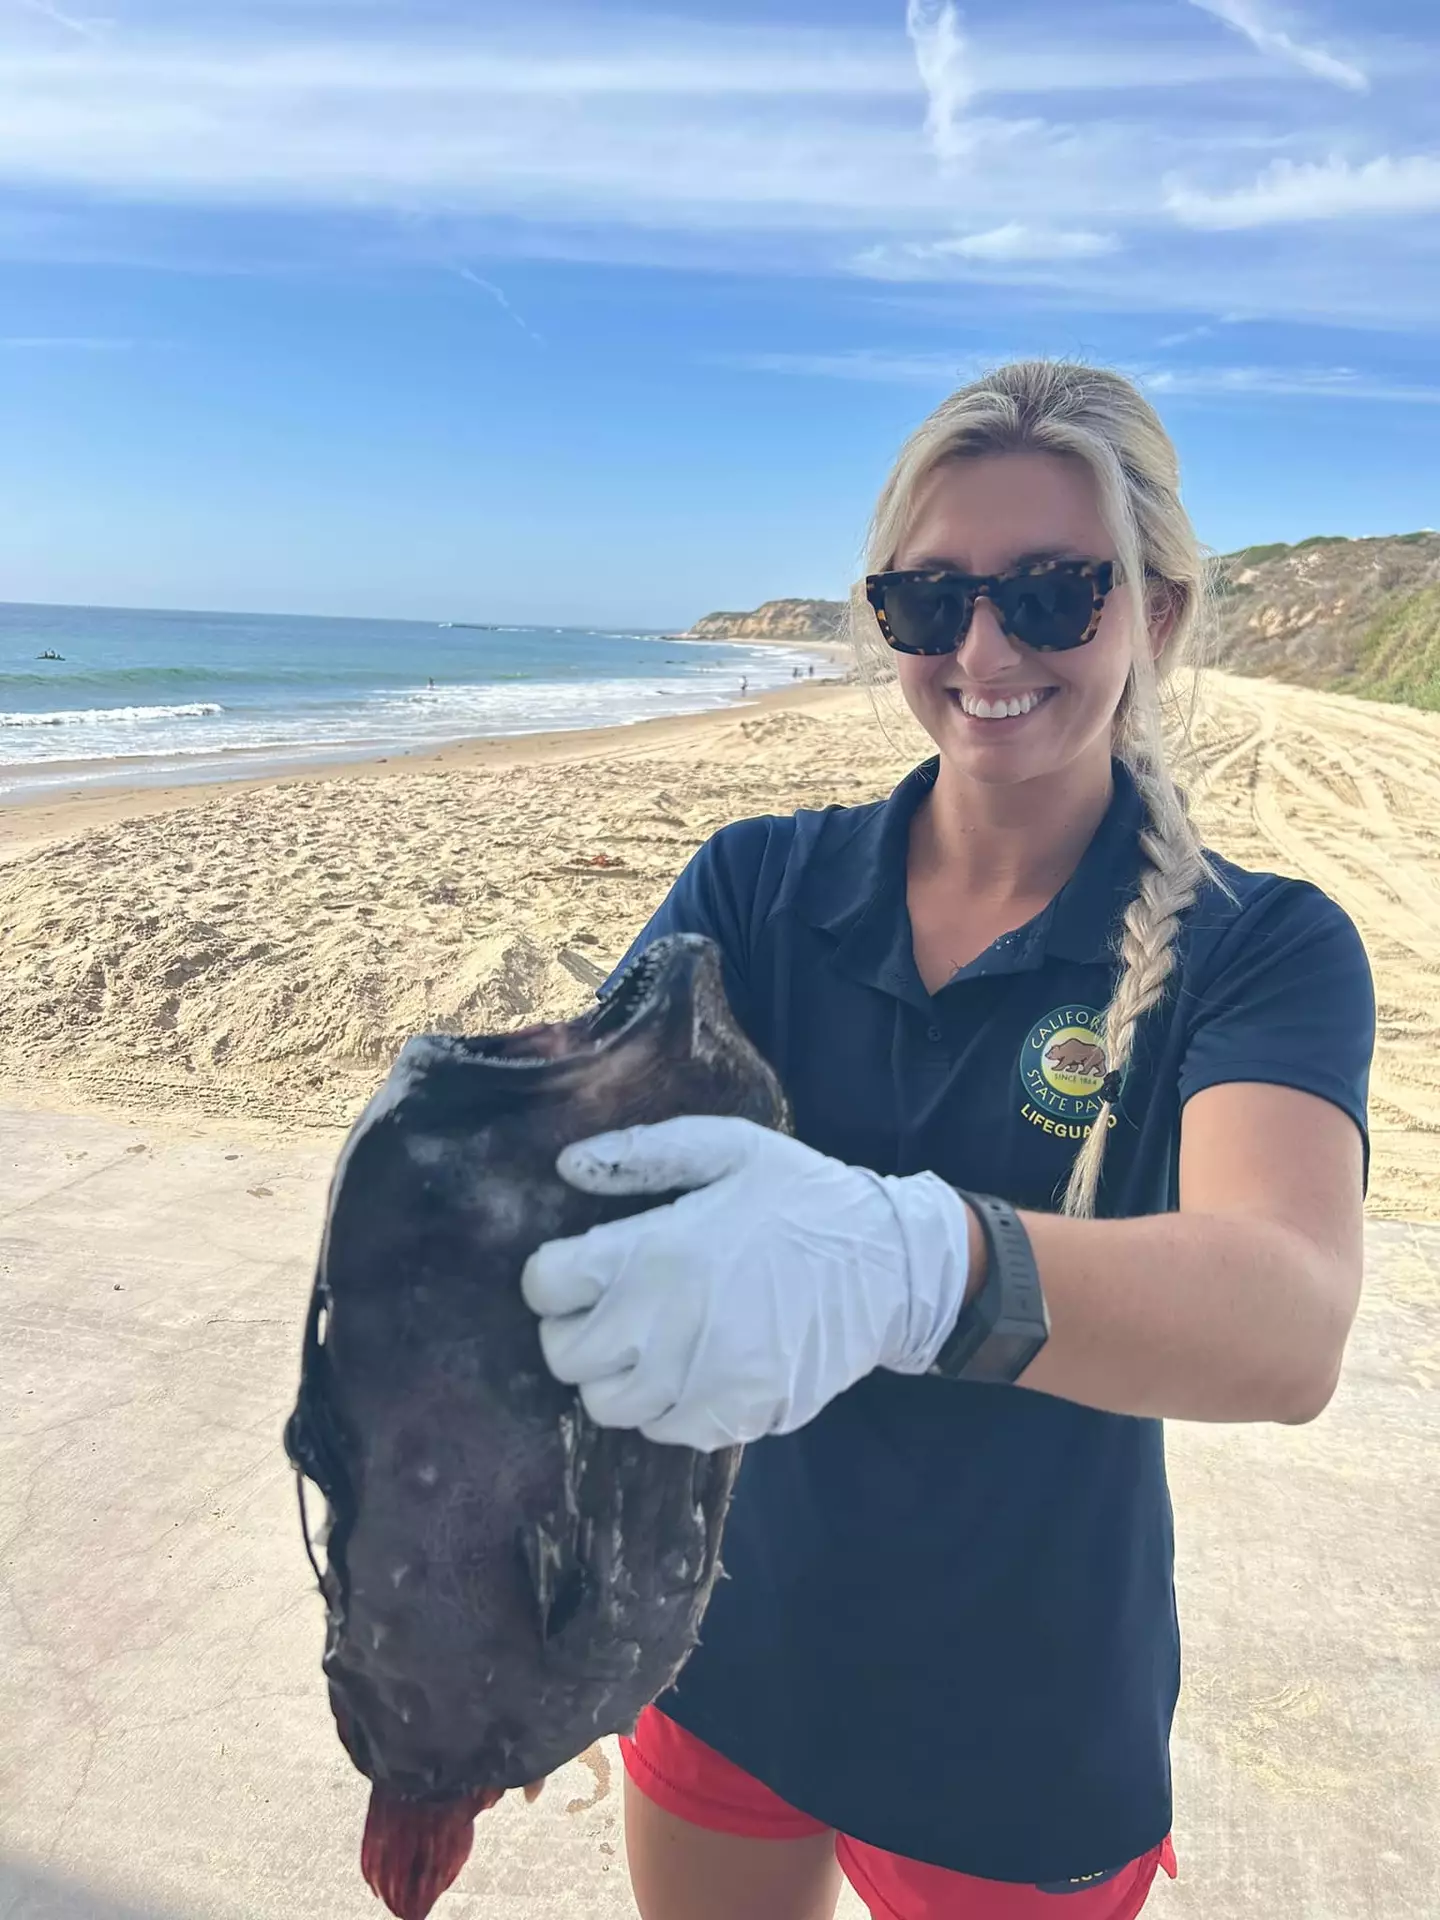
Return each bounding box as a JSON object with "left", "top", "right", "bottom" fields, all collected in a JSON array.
[{"left": 520, "top": 1117, "right": 974, "bottom": 1450}]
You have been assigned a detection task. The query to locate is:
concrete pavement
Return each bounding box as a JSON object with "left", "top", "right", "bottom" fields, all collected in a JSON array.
[{"left": 2, "top": 1108, "right": 1436, "bottom": 1919}]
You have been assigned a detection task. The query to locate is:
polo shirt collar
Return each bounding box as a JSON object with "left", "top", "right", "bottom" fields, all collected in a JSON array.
[{"left": 799, "top": 757, "right": 1147, "bottom": 1004}]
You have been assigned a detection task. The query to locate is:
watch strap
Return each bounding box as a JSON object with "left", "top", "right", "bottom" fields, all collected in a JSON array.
[{"left": 928, "top": 1191, "right": 1050, "bottom": 1385}]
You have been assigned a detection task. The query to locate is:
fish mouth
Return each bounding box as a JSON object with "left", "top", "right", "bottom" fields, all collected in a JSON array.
[
  {"left": 439, "top": 934, "right": 719, "bottom": 1068},
  {"left": 585, "top": 935, "right": 710, "bottom": 1041}
]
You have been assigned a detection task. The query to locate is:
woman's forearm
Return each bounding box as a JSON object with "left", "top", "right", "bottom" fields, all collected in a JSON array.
[{"left": 961, "top": 1204, "right": 1361, "bottom": 1425}]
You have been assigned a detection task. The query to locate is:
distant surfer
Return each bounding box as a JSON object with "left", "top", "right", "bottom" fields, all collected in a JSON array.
[
  {"left": 740, "top": 677, "right": 749, "bottom": 694},
  {"left": 427, "top": 677, "right": 435, "bottom": 690}
]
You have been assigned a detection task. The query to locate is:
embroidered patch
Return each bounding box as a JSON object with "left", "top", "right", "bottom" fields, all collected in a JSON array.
[{"left": 1017, "top": 1003, "right": 1120, "bottom": 1139}]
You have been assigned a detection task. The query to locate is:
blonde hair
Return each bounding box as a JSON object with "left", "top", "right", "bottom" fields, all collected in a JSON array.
[{"left": 853, "top": 358, "right": 1224, "bottom": 1217}]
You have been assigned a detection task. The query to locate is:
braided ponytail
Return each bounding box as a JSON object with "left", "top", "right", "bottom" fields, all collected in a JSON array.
[
  {"left": 853, "top": 360, "right": 1233, "bottom": 1217},
  {"left": 1060, "top": 748, "right": 1206, "bottom": 1215}
]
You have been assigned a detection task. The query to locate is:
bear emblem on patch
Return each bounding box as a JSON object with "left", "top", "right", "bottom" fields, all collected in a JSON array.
[{"left": 1018, "top": 1004, "right": 1117, "bottom": 1126}]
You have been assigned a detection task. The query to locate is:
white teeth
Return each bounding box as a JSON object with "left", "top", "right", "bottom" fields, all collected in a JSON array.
[{"left": 956, "top": 688, "right": 1051, "bottom": 720}]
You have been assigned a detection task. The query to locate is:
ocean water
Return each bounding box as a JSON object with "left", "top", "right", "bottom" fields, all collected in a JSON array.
[{"left": 0, "top": 602, "right": 837, "bottom": 799}]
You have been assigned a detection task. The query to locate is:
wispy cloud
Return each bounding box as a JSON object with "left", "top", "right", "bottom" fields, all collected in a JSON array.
[
  {"left": 727, "top": 350, "right": 1440, "bottom": 407},
  {"left": 0, "top": 333, "right": 135, "bottom": 348},
  {"left": 1158, "top": 324, "right": 1216, "bottom": 348},
  {"left": 925, "top": 223, "right": 1121, "bottom": 262},
  {"left": 727, "top": 347, "right": 981, "bottom": 385},
  {"left": 1140, "top": 364, "right": 1440, "bottom": 403},
  {"left": 0, "top": 20, "right": 1162, "bottom": 255},
  {"left": 457, "top": 267, "right": 543, "bottom": 345},
  {"left": 16, "top": 0, "right": 103, "bottom": 39},
  {"left": 0, "top": 4, "right": 1434, "bottom": 335},
  {"left": 1169, "top": 153, "right": 1440, "bottom": 227},
  {"left": 1186, "top": 0, "right": 1368, "bottom": 92},
  {"left": 905, "top": 0, "right": 972, "bottom": 164},
  {"left": 851, "top": 221, "right": 1122, "bottom": 282}
]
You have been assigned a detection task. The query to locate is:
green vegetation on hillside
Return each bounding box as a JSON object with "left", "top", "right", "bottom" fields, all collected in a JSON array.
[
  {"left": 1341, "top": 587, "right": 1440, "bottom": 713},
  {"left": 1224, "top": 533, "right": 1351, "bottom": 571},
  {"left": 691, "top": 531, "right": 1440, "bottom": 716}
]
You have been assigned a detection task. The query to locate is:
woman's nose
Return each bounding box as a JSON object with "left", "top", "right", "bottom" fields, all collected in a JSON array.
[{"left": 961, "top": 594, "right": 1024, "bottom": 670}]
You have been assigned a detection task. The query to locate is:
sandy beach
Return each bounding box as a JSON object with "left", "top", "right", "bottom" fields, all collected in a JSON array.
[
  {"left": 2, "top": 667, "right": 1438, "bottom": 1217},
  {"left": 4, "top": 666, "right": 1438, "bottom": 1920}
]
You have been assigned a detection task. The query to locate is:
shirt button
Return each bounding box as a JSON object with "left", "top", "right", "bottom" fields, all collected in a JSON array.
[{"left": 926, "top": 1025, "right": 943, "bottom": 1042}]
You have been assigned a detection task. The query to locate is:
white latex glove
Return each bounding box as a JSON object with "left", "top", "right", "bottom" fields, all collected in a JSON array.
[{"left": 520, "top": 1116, "right": 974, "bottom": 1451}]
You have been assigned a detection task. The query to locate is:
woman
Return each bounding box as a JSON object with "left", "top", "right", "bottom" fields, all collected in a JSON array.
[{"left": 522, "top": 361, "right": 1374, "bottom": 1920}]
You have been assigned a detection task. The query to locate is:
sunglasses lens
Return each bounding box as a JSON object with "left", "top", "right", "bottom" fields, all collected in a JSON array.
[
  {"left": 994, "top": 569, "right": 1098, "bottom": 651},
  {"left": 877, "top": 578, "right": 973, "bottom": 654}
]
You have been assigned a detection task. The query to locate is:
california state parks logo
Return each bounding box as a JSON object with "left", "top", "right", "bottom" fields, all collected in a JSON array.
[{"left": 1018, "top": 1004, "right": 1117, "bottom": 1140}]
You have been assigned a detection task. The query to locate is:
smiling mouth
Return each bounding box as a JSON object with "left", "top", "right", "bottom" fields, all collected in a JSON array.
[{"left": 947, "top": 686, "right": 1057, "bottom": 721}]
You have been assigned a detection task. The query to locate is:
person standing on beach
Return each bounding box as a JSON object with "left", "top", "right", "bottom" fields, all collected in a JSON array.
[{"left": 523, "top": 361, "right": 1374, "bottom": 1920}]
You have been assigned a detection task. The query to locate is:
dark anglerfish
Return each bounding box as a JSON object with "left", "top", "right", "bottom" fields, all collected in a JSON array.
[{"left": 283, "top": 933, "right": 788, "bottom": 1920}]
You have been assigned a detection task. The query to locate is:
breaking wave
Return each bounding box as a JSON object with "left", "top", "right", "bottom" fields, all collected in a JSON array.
[{"left": 0, "top": 701, "right": 224, "bottom": 729}]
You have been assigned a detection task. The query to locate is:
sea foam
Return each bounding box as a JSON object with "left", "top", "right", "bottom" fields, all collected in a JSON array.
[{"left": 0, "top": 702, "right": 224, "bottom": 728}]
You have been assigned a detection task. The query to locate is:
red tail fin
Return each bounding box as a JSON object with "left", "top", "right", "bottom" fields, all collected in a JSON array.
[{"left": 360, "top": 1784, "right": 502, "bottom": 1920}]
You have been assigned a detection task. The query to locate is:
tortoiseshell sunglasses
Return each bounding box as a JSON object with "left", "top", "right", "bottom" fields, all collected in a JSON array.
[{"left": 865, "top": 558, "right": 1118, "bottom": 656}]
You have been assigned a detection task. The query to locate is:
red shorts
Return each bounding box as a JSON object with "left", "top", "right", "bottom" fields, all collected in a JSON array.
[{"left": 621, "top": 1707, "right": 1177, "bottom": 1920}]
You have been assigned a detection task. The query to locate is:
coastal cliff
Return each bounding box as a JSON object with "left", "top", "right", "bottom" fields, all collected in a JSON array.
[
  {"left": 683, "top": 531, "right": 1440, "bottom": 710},
  {"left": 1208, "top": 531, "right": 1440, "bottom": 708},
  {"left": 681, "top": 597, "right": 846, "bottom": 642}
]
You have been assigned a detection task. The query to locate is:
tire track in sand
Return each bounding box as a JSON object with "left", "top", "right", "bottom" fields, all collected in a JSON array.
[{"left": 1188, "top": 676, "right": 1440, "bottom": 1219}]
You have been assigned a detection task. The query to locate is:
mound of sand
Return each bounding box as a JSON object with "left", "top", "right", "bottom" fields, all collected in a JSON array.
[
  {"left": 0, "top": 708, "right": 901, "bottom": 1131},
  {"left": 1, "top": 674, "right": 1437, "bottom": 1217}
]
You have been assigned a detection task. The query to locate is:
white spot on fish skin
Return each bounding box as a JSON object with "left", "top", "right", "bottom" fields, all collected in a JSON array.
[
  {"left": 390, "top": 1564, "right": 410, "bottom": 1588},
  {"left": 405, "top": 1135, "right": 448, "bottom": 1169},
  {"left": 416, "top": 1463, "right": 439, "bottom": 1487},
  {"left": 476, "top": 1183, "right": 528, "bottom": 1239},
  {"left": 691, "top": 1002, "right": 722, "bottom": 1067},
  {"left": 371, "top": 1622, "right": 388, "bottom": 1651},
  {"left": 399, "top": 1705, "right": 413, "bottom": 1725}
]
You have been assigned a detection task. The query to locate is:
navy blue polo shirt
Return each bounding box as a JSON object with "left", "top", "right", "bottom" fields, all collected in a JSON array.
[{"left": 600, "top": 757, "right": 1374, "bottom": 1886}]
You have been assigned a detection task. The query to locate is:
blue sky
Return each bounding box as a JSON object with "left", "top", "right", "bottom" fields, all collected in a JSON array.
[{"left": 2, "top": 0, "right": 1436, "bottom": 627}]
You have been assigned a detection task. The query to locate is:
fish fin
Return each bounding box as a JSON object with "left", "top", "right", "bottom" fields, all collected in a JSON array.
[
  {"left": 361, "top": 1785, "right": 499, "bottom": 1920},
  {"left": 283, "top": 1280, "right": 356, "bottom": 1600},
  {"left": 283, "top": 1282, "right": 351, "bottom": 1506},
  {"left": 693, "top": 1446, "right": 741, "bottom": 1570},
  {"left": 516, "top": 1520, "right": 591, "bottom": 1644}
]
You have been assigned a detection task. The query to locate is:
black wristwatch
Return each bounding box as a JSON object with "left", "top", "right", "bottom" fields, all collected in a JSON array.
[{"left": 928, "top": 1191, "right": 1050, "bottom": 1385}]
